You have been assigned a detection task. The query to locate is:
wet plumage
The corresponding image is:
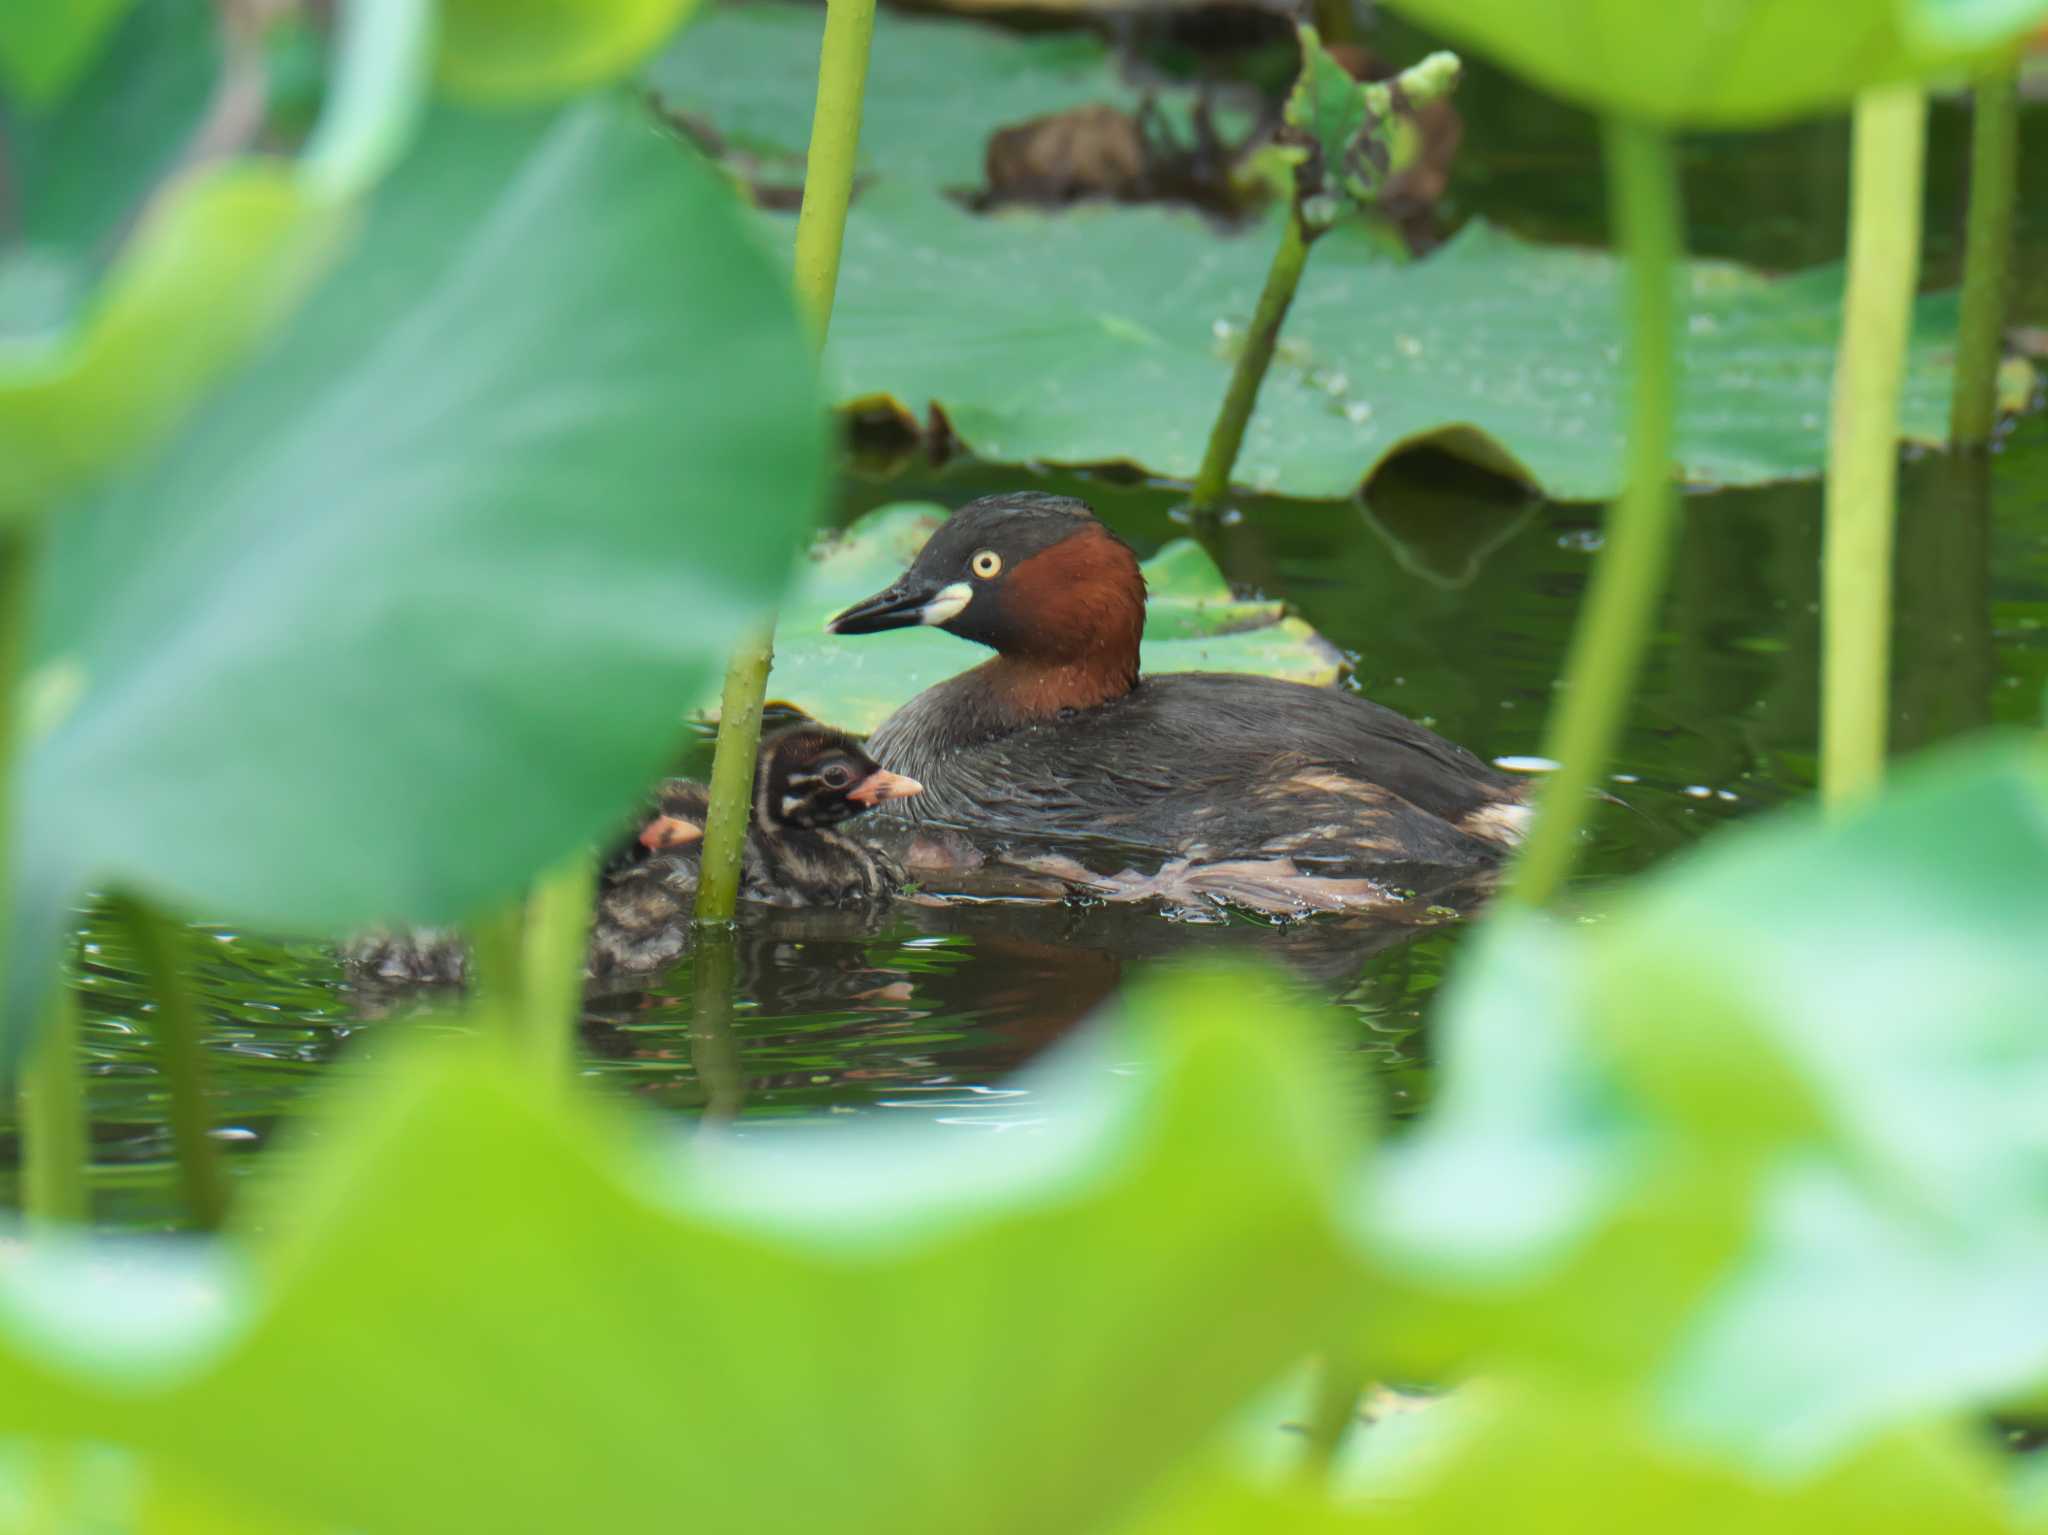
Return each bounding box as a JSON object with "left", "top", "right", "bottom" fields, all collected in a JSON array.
[{"left": 828, "top": 493, "right": 1529, "bottom": 888}]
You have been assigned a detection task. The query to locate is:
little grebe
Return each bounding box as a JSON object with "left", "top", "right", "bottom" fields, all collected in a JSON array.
[
  {"left": 827, "top": 493, "right": 1528, "bottom": 877},
  {"left": 346, "top": 725, "right": 921, "bottom": 986}
]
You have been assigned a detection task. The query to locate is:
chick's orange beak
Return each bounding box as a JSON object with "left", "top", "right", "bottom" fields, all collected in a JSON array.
[
  {"left": 846, "top": 769, "right": 923, "bottom": 807},
  {"left": 638, "top": 814, "right": 704, "bottom": 851}
]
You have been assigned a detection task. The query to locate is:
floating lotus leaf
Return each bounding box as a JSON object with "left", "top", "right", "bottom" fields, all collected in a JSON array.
[
  {"left": 822, "top": 186, "right": 2009, "bottom": 503},
  {"left": 647, "top": 3, "right": 1156, "bottom": 191},
  {"left": 747, "top": 504, "right": 1344, "bottom": 734}
]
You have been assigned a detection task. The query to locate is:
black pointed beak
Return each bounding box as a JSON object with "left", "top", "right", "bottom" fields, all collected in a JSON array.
[{"left": 827, "top": 581, "right": 938, "bottom": 635}]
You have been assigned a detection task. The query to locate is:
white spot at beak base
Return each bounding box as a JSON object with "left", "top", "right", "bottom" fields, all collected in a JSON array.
[{"left": 919, "top": 583, "right": 973, "bottom": 626}]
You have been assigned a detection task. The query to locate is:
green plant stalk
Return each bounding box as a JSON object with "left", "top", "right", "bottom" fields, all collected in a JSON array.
[
  {"left": 1506, "top": 118, "right": 1681, "bottom": 907},
  {"left": 1189, "top": 207, "right": 1313, "bottom": 514},
  {"left": 1298, "top": 1347, "right": 1368, "bottom": 1478},
  {"left": 20, "top": 984, "right": 88, "bottom": 1227},
  {"left": 1823, "top": 86, "right": 1926, "bottom": 811},
  {"left": 470, "top": 901, "right": 528, "bottom": 1020},
  {"left": 698, "top": 0, "right": 875, "bottom": 925},
  {"left": 0, "top": 522, "right": 55, "bottom": 1213},
  {"left": 517, "top": 847, "right": 595, "bottom": 1077},
  {"left": 1950, "top": 56, "right": 2019, "bottom": 448},
  {"left": 688, "top": 926, "right": 746, "bottom": 1130},
  {"left": 694, "top": 624, "right": 775, "bottom": 926},
  {"left": 108, "top": 894, "right": 228, "bottom": 1229},
  {"left": 790, "top": 0, "right": 877, "bottom": 346}
]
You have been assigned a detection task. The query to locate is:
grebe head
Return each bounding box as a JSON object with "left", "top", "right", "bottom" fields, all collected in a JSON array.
[
  {"left": 753, "top": 724, "right": 922, "bottom": 831},
  {"left": 630, "top": 726, "right": 920, "bottom": 856},
  {"left": 827, "top": 493, "right": 1145, "bottom": 678}
]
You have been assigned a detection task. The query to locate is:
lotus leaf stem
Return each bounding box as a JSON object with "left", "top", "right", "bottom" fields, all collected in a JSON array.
[
  {"left": 698, "top": 0, "right": 875, "bottom": 925},
  {"left": 1823, "top": 86, "right": 1926, "bottom": 810},
  {"left": 2, "top": 524, "right": 89, "bottom": 1228},
  {"left": 108, "top": 894, "right": 228, "bottom": 1229},
  {"left": 1299, "top": 1347, "right": 1368, "bottom": 1477},
  {"left": 689, "top": 927, "right": 747, "bottom": 1129},
  {"left": 1951, "top": 56, "right": 2019, "bottom": 449},
  {"left": 21, "top": 983, "right": 88, "bottom": 1227},
  {"left": 518, "top": 847, "right": 596, "bottom": 1078},
  {"left": 1190, "top": 206, "right": 1313, "bottom": 515},
  {"left": 1507, "top": 117, "right": 1681, "bottom": 907},
  {"left": 471, "top": 901, "right": 529, "bottom": 1018},
  {"left": 791, "top": 0, "right": 877, "bottom": 346},
  {"left": 695, "top": 624, "right": 776, "bottom": 927}
]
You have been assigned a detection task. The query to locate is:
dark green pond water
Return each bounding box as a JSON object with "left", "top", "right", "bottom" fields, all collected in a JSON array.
[{"left": 8, "top": 46, "right": 2048, "bottom": 1229}]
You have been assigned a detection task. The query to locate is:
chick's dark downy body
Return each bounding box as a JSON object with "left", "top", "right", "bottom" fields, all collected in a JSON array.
[
  {"left": 592, "top": 726, "right": 921, "bottom": 975},
  {"left": 829, "top": 493, "right": 1528, "bottom": 879},
  {"left": 346, "top": 726, "right": 920, "bottom": 988}
]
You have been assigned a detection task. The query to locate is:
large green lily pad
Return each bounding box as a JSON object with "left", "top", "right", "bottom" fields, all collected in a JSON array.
[
  {"left": 0, "top": 966, "right": 1360, "bottom": 1535},
  {"left": 822, "top": 185, "right": 2006, "bottom": 504},
  {"left": 747, "top": 503, "right": 1344, "bottom": 733},
  {"left": 646, "top": 3, "right": 1152, "bottom": 192}
]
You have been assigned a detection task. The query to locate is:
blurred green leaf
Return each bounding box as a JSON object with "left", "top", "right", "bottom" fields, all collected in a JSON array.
[
  {"left": 0, "top": 167, "right": 345, "bottom": 523},
  {"left": 1119, "top": 1383, "right": 2024, "bottom": 1532},
  {"left": 819, "top": 186, "right": 2010, "bottom": 503},
  {"left": 0, "top": 0, "right": 138, "bottom": 107},
  {"left": 1361, "top": 916, "right": 1753, "bottom": 1381},
  {"left": 0, "top": 0, "right": 217, "bottom": 264},
  {"left": 6, "top": 98, "right": 825, "bottom": 1055},
  {"left": 1378, "top": 0, "right": 2048, "bottom": 126},
  {"left": 1370, "top": 741, "right": 2048, "bottom": 1464},
  {"left": 1909, "top": 0, "right": 2048, "bottom": 49},
  {"left": 0, "top": 0, "right": 435, "bottom": 522},
  {"left": 0, "top": 965, "right": 1361, "bottom": 1535},
  {"left": 752, "top": 504, "right": 1342, "bottom": 733},
  {"left": 1374, "top": 1383, "right": 2019, "bottom": 1533},
  {"left": 439, "top": 0, "right": 701, "bottom": 100}
]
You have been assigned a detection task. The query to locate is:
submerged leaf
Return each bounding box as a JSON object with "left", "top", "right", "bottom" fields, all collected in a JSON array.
[
  {"left": 747, "top": 504, "right": 1342, "bottom": 734},
  {"left": 824, "top": 186, "right": 2002, "bottom": 503},
  {"left": 0, "top": 966, "right": 1360, "bottom": 1535},
  {"left": 6, "top": 98, "right": 825, "bottom": 1059}
]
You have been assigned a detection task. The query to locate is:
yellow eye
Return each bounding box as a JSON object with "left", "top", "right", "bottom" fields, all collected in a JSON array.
[{"left": 971, "top": 550, "right": 1003, "bottom": 579}]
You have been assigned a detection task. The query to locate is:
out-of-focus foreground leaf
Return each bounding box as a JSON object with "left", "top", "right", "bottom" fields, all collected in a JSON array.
[
  {"left": 1118, "top": 1384, "right": 2025, "bottom": 1533},
  {"left": 438, "top": 0, "right": 702, "bottom": 100},
  {"left": 4, "top": 96, "right": 826, "bottom": 1058},
  {"left": 751, "top": 505, "right": 1342, "bottom": 733},
  {"left": 1378, "top": 0, "right": 2048, "bottom": 126},
  {"left": 0, "top": 0, "right": 139, "bottom": 107},
  {"left": 1364, "top": 740, "right": 2048, "bottom": 1468},
  {"left": 0, "top": 966, "right": 1360, "bottom": 1535},
  {"left": 0, "top": 0, "right": 372, "bottom": 523}
]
